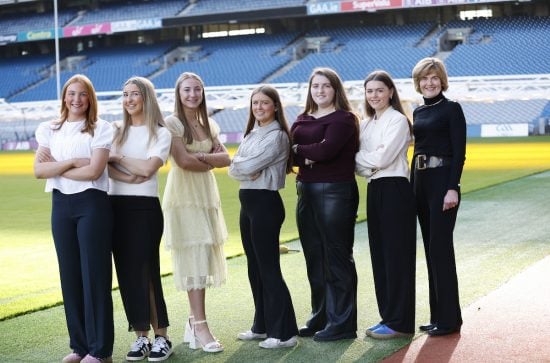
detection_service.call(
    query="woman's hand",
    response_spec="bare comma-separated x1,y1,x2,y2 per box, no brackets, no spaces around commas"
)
36,148,55,162
109,152,123,163
72,158,91,168
443,189,459,211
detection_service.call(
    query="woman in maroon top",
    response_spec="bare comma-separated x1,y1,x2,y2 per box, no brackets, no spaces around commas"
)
291,67,360,342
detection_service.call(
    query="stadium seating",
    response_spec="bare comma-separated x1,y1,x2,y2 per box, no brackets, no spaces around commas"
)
1,6,550,142
0,9,76,35
460,99,548,125
270,23,436,82
184,0,305,16
441,16,550,76
9,42,175,102
72,0,188,25
151,33,298,88
0,55,56,100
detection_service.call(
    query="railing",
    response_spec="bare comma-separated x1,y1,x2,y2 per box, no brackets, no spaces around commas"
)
2,74,550,125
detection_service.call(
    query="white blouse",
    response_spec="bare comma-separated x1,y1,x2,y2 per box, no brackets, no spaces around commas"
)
109,124,171,197
355,107,411,182
35,119,113,194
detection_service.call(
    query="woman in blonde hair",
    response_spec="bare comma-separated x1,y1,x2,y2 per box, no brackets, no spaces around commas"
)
162,72,230,353
108,76,172,361
34,74,114,363
291,67,360,342
411,57,466,337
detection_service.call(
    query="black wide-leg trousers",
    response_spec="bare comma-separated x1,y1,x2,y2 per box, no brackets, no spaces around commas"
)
52,189,114,359
296,180,359,335
367,177,416,334
239,189,298,341
413,166,463,330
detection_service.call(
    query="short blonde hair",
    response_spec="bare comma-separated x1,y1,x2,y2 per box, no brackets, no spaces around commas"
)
412,57,449,94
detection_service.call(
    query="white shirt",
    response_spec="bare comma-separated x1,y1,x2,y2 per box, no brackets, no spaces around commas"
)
355,107,411,182
228,120,289,191
109,124,171,197
35,119,112,194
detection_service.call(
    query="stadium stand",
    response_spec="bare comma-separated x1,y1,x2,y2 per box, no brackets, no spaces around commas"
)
9,42,176,102
460,99,548,125
0,9,76,35
72,0,188,25
184,0,305,15
152,33,298,88
270,23,436,82
442,16,550,76
1,0,550,146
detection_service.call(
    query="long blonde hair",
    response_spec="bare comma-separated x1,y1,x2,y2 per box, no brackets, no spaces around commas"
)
173,72,212,144
55,74,98,136
113,76,165,148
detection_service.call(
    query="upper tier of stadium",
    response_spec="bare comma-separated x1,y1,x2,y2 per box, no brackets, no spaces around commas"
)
1,0,549,146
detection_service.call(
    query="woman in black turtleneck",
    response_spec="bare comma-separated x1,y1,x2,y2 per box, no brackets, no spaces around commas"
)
411,57,466,337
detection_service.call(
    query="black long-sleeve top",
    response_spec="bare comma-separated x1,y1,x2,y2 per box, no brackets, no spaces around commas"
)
291,109,358,183
412,92,466,191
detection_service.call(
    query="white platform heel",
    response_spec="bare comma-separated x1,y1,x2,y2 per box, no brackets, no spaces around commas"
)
183,315,194,343
189,320,224,353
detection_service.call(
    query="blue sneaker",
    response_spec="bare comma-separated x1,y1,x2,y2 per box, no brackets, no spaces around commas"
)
370,324,411,339
365,323,383,336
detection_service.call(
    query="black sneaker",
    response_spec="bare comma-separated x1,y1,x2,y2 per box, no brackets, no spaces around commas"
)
126,336,151,361
148,335,173,362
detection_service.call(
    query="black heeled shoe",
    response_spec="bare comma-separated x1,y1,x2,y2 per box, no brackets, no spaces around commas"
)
298,326,317,337
419,323,436,332
427,326,461,336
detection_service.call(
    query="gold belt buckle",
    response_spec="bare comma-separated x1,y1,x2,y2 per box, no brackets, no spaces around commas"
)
416,154,427,170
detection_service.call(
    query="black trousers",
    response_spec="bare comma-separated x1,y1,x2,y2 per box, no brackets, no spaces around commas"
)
413,166,462,329
367,177,416,334
51,189,114,359
296,180,359,335
111,195,169,332
239,189,298,341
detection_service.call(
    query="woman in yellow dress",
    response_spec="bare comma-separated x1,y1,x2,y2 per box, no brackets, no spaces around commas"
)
162,72,230,353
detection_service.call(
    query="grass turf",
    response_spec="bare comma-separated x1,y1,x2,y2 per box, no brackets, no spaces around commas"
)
1,137,550,320
0,170,549,362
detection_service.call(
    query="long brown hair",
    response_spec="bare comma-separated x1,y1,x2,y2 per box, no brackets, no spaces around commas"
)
113,76,165,149
173,72,212,144
301,67,359,147
363,70,412,134
55,74,98,135
301,67,355,116
245,85,293,174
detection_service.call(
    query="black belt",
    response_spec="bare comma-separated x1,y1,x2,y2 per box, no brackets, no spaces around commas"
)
415,154,451,170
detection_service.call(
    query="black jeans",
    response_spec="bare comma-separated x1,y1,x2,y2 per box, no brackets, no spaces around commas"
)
52,189,114,358
239,189,298,340
296,180,359,335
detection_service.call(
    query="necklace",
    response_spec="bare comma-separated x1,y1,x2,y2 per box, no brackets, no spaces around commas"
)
420,98,444,108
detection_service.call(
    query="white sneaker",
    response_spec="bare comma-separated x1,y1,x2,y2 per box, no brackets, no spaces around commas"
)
237,330,267,341
259,336,298,349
